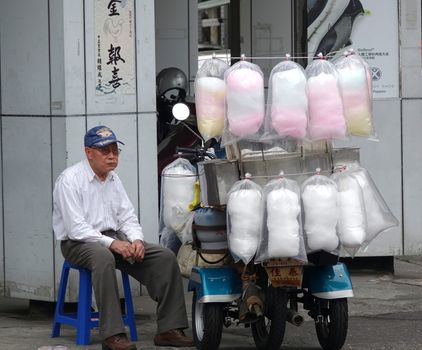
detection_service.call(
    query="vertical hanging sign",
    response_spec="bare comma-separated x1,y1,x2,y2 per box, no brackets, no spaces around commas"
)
95,0,136,95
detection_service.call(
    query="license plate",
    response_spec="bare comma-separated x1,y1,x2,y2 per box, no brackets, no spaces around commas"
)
265,266,303,288
263,257,306,268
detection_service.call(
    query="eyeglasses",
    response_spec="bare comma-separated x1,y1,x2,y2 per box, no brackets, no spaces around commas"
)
91,144,121,156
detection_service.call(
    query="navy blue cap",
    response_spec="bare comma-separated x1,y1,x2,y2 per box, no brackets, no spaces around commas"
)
84,126,125,148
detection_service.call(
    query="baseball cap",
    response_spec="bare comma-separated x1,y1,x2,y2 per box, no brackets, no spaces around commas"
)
84,125,125,148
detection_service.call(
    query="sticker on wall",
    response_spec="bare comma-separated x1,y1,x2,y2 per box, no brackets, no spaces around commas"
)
95,0,136,95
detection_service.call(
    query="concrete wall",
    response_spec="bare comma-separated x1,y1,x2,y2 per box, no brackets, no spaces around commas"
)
401,0,422,255
0,0,54,300
0,0,157,300
155,0,198,95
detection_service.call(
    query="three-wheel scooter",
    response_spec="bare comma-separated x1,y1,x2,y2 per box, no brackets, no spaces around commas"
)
188,210,353,350
169,102,355,350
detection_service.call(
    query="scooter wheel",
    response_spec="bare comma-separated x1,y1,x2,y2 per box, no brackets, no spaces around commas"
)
314,297,348,350
192,291,224,350
251,286,287,350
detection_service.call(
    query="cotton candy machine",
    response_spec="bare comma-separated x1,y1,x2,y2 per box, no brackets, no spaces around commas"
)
198,144,360,206
197,159,240,206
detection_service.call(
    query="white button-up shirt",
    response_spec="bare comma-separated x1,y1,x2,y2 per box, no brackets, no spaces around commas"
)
53,159,144,247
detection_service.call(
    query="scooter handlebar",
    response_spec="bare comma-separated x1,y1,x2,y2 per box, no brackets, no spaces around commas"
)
175,146,217,161
176,146,197,153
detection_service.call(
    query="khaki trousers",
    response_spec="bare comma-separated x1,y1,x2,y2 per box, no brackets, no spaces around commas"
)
61,239,188,340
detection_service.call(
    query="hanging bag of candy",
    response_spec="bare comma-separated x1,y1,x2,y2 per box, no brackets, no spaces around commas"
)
306,54,347,141
226,175,264,264
222,59,265,145
335,50,376,139
331,166,367,257
349,165,399,246
263,56,308,141
255,173,307,264
159,158,197,243
194,57,229,142
301,170,340,253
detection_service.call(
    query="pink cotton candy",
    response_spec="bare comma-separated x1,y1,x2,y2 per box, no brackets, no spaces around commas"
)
268,68,308,139
226,68,264,91
271,107,308,139
307,73,346,140
226,68,265,137
229,114,265,137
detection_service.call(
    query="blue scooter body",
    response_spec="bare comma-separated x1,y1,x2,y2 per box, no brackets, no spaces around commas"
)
188,266,242,303
189,263,353,302
302,262,354,299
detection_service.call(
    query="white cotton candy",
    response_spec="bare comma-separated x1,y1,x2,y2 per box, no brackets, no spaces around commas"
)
227,188,262,263
351,168,398,243
337,188,366,248
362,187,393,239
267,188,301,257
302,184,339,252
162,166,196,232
271,69,308,107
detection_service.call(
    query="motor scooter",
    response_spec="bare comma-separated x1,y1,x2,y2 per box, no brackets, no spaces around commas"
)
170,103,355,350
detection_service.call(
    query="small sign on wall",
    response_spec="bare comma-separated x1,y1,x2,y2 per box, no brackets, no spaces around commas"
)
95,0,136,95
351,0,399,99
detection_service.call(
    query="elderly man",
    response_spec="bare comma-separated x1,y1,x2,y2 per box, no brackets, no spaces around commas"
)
53,125,194,350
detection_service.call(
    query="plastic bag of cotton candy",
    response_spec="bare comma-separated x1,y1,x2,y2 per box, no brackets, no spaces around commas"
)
263,58,308,141
335,51,376,139
255,174,307,264
222,60,265,145
226,175,264,264
160,158,196,241
194,58,229,142
348,165,399,245
301,171,340,253
305,55,347,141
331,167,367,257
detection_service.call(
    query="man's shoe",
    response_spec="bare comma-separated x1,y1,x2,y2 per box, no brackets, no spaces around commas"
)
154,329,194,347
102,333,137,350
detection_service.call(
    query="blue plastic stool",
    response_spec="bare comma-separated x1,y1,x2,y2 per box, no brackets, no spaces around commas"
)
51,260,138,345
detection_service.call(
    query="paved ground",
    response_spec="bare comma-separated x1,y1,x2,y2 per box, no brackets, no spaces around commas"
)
0,256,421,350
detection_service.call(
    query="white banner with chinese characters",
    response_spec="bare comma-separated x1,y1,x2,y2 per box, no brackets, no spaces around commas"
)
95,0,136,95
